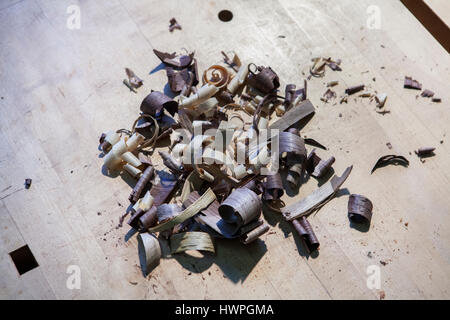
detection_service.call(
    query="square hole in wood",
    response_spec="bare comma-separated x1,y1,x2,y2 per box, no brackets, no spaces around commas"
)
9,245,39,275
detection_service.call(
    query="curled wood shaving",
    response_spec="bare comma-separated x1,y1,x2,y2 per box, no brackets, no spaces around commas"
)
203,65,230,88
169,18,182,32
421,89,434,98
371,155,409,174
241,223,270,244
219,187,262,226
348,194,373,224
125,68,143,88
153,49,194,69
170,231,215,254
415,147,435,157
137,233,161,275
140,91,178,117
247,64,280,93
149,188,216,233
404,76,422,90
282,166,353,221
292,217,319,253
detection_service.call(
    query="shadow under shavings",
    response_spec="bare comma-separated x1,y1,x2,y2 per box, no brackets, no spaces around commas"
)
264,204,319,259
288,112,315,133
171,237,267,284
163,82,176,99
261,201,282,227
119,171,137,189
101,164,120,178
124,227,138,242
280,167,309,197
155,135,171,149
149,62,166,75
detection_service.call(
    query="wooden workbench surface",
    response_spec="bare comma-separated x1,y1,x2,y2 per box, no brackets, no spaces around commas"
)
1,0,449,299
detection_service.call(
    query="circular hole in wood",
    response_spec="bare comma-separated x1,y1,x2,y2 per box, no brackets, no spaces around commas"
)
218,10,233,22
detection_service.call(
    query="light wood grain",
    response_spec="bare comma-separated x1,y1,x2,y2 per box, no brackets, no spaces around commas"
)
0,0,449,299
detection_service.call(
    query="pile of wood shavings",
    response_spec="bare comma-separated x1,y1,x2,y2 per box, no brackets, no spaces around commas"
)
99,49,359,276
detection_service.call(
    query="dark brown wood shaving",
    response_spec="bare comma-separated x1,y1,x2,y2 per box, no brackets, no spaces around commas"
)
292,217,319,253
306,149,321,174
140,91,178,117
415,147,435,157
138,179,179,231
404,76,422,90
125,68,143,88
345,85,365,95
215,90,234,104
348,194,373,224
247,64,280,94
153,49,194,69
306,149,335,178
99,133,112,153
135,206,157,230
169,18,182,32
129,165,154,203
421,89,434,97
432,97,441,103
327,59,342,71
371,155,409,174
262,172,284,201
166,67,192,94
284,84,296,108
243,178,264,195
304,138,327,150
279,130,307,187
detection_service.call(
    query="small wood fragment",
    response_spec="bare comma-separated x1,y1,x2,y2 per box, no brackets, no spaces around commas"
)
345,85,365,95
371,155,409,174
169,18,182,32
348,194,373,224
415,147,435,157
25,178,32,189
404,76,422,90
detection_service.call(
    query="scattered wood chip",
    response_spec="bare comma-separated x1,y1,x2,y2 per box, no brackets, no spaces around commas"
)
421,89,434,97
345,85,365,95
125,68,143,89
404,76,422,90
348,194,373,224
415,147,435,157
25,178,32,189
169,18,182,32
371,155,409,174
